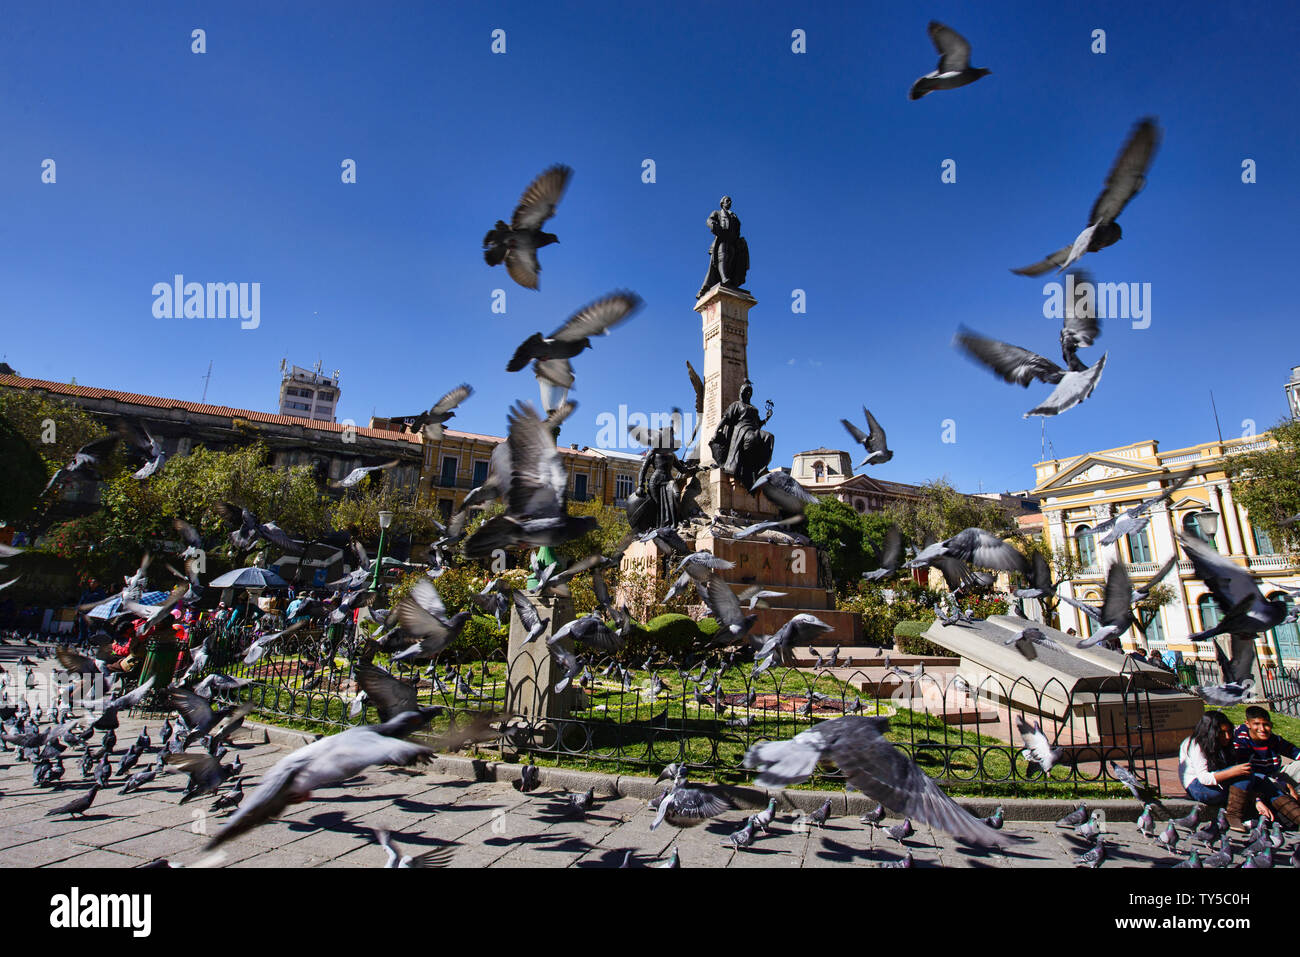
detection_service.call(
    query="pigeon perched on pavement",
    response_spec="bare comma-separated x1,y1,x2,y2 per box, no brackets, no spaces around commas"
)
47,785,100,818
483,164,572,290
1136,803,1156,838
1156,822,1179,854
908,21,991,100
808,798,833,828
886,818,915,844
1075,840,1107,868
723,821,756,850
881,851,915,868
1074,811,1104,843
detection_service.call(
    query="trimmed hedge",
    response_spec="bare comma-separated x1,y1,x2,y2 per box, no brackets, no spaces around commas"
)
893,618,948,657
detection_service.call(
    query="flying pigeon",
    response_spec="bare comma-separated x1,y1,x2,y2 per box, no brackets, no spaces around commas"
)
506,291,643,390
743,716,1002,846
1012,118,1161,275
841,407,893,467
483,164,571,289
908,21,991,100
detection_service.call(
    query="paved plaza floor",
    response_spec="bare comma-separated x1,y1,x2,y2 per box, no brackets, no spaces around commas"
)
0,709,1215,869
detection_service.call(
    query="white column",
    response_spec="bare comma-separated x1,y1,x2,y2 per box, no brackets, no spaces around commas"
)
1148,502,1190,644
1212,484,1243,556
1221,483,1251,556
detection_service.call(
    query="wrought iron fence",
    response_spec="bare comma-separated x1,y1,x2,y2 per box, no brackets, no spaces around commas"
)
165,621,1176,799
1190,658,1300,716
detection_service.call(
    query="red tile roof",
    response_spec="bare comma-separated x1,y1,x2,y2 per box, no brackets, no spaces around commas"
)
0,374,424,445
0,374,605,459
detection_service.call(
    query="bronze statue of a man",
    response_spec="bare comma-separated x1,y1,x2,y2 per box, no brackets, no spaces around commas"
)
697,195,750,298
709,379,774,490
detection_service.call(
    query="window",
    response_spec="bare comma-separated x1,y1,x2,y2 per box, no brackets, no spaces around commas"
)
1075,525,1097,568
1183,512,1217,548
472,460,489,488
1142,609,1165,647
286,400,310,411
1198,595,1222,634
853,498,866,513
1268,593,1300,662
1253,525,1276,555
317,390,334,401
614,473,633,503
573,474,588,502
1125,528,1152,564
437,498,453,523
813,461,825,481
439,456,458,487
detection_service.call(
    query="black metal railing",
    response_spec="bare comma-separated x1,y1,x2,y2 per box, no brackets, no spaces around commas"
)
151,620,1183,799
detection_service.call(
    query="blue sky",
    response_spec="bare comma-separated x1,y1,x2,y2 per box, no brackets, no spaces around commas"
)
2,1,1297,494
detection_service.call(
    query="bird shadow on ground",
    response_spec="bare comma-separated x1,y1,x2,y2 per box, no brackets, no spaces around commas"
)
956,842,1045,863
289,811,370,837
482,833,552,848
814,836,878,863
535,836,597,855
575,848,639,868
409,800,491,814
724,844,785,856
55,812,112,822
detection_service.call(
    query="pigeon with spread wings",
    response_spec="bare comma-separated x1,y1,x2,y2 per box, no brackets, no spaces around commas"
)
483,164,571,290
909,21,991,100
954,323,1107,418
1012,118,1161,275
506,291,643,392
744,716,1004,846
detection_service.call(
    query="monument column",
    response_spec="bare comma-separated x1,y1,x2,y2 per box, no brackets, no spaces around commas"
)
695,284,777,517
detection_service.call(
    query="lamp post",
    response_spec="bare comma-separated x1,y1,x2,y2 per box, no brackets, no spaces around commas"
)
1194,508,1220,544
371,510,394,592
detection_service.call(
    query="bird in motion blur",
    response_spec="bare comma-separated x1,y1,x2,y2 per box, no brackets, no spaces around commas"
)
483,164,571,289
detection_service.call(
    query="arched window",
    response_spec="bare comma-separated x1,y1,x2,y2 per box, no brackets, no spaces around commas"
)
1125,528,1152,564
1267,592,1300,662
1253,525,1276,556
1198,594,1222,634
1075,525,1097,568
813,461,825,481
853,498,866,513
1183,512,1217,548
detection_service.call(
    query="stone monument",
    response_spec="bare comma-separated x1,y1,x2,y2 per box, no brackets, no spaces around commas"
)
618,195,861,640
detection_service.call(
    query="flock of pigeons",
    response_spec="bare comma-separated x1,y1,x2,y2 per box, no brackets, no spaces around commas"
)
1055,796,1296,869
905,21,1162,417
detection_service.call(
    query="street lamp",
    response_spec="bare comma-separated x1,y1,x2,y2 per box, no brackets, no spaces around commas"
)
1194,508,1220,542
371,510,394,591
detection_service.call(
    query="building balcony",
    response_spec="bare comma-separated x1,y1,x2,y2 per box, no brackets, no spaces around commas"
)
1248,553,1298,571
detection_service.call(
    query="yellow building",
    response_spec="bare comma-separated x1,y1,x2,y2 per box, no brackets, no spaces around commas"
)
1034,435,1300,667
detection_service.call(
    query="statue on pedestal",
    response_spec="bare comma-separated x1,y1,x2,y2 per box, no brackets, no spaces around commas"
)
697,195,750,298
709,379,774,491
627,446,701,532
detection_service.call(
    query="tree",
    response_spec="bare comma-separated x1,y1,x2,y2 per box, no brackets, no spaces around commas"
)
329,483,443,545
885,478,1018,545
0,414,46,520
1228,418,1300,556
0,388,110,482
806,498,891,592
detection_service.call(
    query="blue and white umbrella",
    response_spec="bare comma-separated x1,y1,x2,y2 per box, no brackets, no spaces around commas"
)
87,590,171,620
208,567,290,589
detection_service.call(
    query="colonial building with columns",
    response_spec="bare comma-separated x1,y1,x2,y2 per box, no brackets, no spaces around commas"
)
1034,435,1300,667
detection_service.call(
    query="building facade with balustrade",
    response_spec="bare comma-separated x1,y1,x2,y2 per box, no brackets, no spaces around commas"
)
1034,435,1299,667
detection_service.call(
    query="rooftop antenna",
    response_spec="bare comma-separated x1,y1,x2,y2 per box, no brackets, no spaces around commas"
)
200,360,213,403
1210,391,1224,444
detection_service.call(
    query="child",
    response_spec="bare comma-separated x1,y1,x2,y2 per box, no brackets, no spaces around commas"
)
1229,706,1300,830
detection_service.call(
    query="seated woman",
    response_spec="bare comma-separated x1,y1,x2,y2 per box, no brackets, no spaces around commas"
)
1179,710,1253,809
